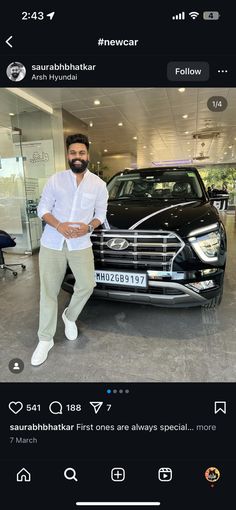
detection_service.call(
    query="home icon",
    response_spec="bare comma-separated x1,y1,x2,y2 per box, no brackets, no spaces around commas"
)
16,468,31,482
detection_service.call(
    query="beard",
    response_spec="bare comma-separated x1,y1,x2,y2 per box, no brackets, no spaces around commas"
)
68,158,89,174
12,72,20,79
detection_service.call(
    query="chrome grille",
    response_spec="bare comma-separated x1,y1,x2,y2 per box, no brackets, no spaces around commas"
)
92,230,184,270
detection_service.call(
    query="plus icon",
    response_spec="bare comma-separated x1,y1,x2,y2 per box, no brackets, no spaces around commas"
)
111,467,125,482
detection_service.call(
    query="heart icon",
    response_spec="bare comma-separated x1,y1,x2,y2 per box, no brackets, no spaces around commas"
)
8,401,23,414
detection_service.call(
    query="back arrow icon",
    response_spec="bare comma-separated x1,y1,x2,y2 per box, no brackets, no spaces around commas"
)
6,36,13,48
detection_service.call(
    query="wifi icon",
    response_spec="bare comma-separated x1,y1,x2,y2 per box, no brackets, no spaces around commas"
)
189,11,200,19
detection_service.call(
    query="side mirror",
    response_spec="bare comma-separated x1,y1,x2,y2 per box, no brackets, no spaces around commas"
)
209,193,229,211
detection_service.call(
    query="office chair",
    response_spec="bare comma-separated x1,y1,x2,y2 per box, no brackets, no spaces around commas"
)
0,230,26,277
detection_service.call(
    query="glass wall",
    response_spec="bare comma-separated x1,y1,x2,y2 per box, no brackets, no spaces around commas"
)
0,129,31,252
0,90,56,253
198,165,236,206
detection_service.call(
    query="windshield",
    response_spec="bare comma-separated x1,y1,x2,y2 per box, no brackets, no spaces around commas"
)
107,169,204,200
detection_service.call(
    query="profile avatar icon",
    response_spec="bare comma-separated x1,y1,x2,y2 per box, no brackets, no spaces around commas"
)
205,467,220,483
6,62,26,82
8,358,24,373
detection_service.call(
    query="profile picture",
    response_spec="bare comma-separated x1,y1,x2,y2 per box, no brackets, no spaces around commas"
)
6,62,26,82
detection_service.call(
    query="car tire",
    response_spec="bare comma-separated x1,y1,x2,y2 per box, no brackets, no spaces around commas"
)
201,286,223,309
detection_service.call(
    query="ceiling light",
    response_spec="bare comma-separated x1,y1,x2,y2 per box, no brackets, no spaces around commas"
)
89,121,93,127
187,142,190,145
182,114,188,119
178,88,186,93
133,136,137,140
143,145,147,149
118,122,123,126
104,149,108,152
224,152,227,155
89,141,92,144
9,112,15,116
185,131,189,134
228,145,232,148
150,152,153,155
94,99,100,105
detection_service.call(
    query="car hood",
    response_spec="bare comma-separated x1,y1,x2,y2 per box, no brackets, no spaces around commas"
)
105,199,219,237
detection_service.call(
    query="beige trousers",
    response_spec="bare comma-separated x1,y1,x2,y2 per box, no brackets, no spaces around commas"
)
38,243,95,341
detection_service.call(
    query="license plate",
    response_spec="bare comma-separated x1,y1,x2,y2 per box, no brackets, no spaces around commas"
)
95,270,147,288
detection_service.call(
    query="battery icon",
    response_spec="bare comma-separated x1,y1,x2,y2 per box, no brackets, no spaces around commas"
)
203,11,220,20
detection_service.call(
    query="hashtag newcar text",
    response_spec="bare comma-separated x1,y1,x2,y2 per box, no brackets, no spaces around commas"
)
98,38,139,46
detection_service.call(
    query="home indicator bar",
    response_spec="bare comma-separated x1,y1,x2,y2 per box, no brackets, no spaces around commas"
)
76,503,161,507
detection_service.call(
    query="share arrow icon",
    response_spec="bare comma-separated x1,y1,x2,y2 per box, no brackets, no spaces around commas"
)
90,401,103,414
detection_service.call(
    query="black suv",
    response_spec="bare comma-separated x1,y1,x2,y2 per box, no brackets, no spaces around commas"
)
62,167,227,309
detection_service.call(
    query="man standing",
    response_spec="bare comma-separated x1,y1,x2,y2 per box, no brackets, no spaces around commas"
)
31,133,108,366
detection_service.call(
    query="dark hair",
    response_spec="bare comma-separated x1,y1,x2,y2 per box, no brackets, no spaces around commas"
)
66,133,89,151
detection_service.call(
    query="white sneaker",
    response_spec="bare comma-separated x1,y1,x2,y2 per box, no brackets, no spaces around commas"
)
62,307,78,340
31,339,54,366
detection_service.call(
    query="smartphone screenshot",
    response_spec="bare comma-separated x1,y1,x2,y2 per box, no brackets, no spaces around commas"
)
0,4,235,509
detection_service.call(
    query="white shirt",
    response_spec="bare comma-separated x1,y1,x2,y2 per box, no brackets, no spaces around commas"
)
38,169,108,251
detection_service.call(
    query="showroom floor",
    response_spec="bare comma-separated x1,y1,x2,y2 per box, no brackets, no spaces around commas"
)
0,212,236,383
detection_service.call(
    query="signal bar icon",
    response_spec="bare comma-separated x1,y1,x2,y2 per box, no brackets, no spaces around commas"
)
172,12,185,21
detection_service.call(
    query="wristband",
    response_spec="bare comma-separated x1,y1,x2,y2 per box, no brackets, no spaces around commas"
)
56,222,61,231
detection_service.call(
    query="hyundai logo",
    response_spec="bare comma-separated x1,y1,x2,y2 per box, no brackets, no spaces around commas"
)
106,238,129,250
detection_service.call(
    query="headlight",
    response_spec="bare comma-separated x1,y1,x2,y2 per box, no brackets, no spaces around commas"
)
189,230,221,262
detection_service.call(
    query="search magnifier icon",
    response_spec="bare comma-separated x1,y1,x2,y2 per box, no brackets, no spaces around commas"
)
64,467,78,482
